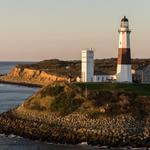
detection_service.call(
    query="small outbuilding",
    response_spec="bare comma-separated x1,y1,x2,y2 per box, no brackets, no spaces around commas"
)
133,65,150,83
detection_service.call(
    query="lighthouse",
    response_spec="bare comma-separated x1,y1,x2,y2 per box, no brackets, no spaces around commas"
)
116,16,132,83
81,48,94,82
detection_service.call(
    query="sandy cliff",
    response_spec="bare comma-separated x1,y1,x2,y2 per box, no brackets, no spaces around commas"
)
0,67,68,86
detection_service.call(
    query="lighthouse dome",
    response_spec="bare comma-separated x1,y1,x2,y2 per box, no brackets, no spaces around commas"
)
120,16,129,28
121,16,128,22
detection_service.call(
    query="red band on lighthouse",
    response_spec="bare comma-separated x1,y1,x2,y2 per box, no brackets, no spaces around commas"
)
117,48,131,64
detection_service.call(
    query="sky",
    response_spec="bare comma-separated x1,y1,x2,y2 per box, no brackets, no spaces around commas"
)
0,0,150,61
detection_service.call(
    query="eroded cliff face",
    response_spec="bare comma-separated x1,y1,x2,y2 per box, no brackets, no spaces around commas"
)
0,67,68,86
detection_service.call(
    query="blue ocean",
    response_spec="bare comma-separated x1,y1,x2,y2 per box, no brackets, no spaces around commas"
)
0,62,100,150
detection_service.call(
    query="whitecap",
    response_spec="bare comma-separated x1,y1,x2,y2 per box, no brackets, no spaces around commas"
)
79,142,88,145
8,134,17,138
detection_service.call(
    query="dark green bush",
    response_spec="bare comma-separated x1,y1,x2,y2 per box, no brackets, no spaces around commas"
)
51,92,84,116
40,85,64,97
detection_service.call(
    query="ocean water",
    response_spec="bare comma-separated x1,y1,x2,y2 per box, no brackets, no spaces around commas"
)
0,62,100,150
0,61,34,75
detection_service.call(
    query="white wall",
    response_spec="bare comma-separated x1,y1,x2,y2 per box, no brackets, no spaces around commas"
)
93,75,116,82
81,49,94,82
116,64,132,82
119,30,130,49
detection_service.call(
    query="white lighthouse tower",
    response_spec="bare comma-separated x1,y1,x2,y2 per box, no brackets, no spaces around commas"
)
81,48,94,82
116,16,132,83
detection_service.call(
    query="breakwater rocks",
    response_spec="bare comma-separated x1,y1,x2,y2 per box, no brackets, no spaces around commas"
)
0,82,150,147
0,67,68,86
0,108,150,147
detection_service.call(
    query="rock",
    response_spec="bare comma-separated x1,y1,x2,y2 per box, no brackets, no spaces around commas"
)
0,67,68,86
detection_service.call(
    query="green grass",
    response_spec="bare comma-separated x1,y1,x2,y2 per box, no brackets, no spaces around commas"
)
51,92,84,116
23,82,150,117
75,82,150,96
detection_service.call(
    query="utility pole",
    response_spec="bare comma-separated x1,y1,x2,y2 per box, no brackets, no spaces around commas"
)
85,83,88,99
141,70,144,83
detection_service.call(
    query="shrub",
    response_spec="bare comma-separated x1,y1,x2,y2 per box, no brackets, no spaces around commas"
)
51,92,84,116
40,85,64,97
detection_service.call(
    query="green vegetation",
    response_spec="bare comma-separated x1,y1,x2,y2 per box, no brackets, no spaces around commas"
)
23,82,85,116
40,85,65,97
17,59,81,78
75,82,150,96
51,91,84,116
17,58,150,79
22,82,150,118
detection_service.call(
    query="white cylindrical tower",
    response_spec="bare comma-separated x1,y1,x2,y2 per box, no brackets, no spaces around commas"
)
116,16,132,83
81,48,94,82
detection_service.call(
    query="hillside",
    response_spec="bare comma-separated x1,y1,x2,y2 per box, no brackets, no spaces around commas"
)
19,82,150,116
16,58,150,78
0,58,150,86
0,82,150,146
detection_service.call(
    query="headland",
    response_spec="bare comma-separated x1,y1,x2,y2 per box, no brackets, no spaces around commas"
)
0,81,150,147
0,58,150,87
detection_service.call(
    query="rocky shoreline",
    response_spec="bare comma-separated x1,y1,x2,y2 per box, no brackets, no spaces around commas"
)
0,81,150,148
0,79,43,88
0,107,150,147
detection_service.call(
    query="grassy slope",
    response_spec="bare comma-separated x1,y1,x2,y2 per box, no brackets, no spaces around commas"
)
76,83,150,96
23,82,85,116
21,82,150,118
